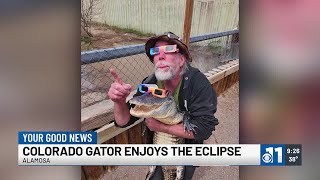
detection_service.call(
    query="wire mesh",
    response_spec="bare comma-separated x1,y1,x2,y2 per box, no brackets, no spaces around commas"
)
190,33,239,73
81,52,153,108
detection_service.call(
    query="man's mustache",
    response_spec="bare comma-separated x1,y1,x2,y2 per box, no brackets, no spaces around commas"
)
155,62,173,69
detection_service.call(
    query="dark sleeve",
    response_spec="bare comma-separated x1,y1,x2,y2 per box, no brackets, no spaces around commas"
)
187,73,219,141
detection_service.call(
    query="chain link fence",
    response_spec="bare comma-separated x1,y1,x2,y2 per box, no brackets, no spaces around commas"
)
81,30,239,109
189,30,239,72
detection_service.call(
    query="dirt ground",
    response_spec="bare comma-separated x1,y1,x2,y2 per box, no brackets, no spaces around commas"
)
101,82,239,180
81,25,151,51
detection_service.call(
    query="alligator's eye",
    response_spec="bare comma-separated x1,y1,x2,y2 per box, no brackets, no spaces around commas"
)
154,89,163,95
141,85,148,92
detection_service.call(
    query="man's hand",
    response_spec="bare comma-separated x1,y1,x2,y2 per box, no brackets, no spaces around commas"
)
107,68,132,103
146,117,195,139
145,118,166,132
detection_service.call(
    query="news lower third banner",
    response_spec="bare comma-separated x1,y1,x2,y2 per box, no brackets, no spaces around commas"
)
18,132,302,166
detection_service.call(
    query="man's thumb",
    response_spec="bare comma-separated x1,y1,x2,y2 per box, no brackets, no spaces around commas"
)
123,84,132,91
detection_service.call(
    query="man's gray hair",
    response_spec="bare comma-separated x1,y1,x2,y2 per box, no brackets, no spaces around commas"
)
180,55,189,76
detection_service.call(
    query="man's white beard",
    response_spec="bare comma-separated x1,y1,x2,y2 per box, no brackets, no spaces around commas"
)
155,69,174,80
154,61,178,81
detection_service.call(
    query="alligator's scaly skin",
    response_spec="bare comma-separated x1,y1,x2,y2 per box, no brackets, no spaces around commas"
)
129,93,185,180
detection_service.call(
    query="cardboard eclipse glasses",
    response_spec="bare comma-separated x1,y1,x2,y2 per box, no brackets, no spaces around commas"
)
149,45,179,56
139,84,169,98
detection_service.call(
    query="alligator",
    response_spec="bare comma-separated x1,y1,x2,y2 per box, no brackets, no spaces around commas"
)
129,93,194,180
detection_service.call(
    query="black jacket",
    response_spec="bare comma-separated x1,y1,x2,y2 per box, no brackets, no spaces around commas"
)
115,63,219,144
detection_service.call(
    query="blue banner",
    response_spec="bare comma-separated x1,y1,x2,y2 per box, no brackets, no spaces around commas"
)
18,132,97,144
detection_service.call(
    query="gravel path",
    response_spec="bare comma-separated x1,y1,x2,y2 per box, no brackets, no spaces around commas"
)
102,83,239,180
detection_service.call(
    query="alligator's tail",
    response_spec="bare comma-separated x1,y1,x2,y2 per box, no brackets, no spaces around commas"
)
162,166,184,180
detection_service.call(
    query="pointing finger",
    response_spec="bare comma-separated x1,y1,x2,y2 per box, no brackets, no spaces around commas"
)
110,68,124,84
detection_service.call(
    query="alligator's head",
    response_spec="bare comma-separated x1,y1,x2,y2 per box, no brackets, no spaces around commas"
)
129,93,177,120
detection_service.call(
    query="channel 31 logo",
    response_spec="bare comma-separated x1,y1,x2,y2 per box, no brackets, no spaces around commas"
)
260,144,285,166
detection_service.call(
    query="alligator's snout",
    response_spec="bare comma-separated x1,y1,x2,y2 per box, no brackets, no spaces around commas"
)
129,93,171,106
129,93,174,118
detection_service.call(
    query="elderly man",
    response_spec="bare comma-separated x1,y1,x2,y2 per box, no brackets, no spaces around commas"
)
108,32,218,180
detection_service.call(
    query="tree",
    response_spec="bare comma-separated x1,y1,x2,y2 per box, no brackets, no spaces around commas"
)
81,0,102,37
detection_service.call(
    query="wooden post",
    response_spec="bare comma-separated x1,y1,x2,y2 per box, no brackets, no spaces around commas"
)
230,22,239,59
183,0,194,47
